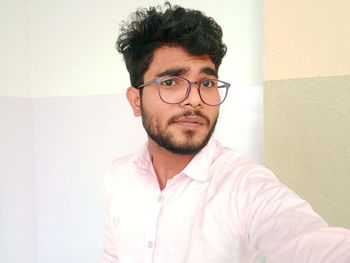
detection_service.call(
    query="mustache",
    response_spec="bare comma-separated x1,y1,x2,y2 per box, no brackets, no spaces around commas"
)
168,110,210,126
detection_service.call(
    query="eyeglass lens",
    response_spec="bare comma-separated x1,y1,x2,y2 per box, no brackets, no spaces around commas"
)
158,77,228,105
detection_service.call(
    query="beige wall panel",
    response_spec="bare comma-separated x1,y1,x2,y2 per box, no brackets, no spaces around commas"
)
264,76,350,228
264,0,350,81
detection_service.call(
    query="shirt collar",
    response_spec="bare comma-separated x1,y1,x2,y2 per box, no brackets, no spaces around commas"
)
133,137,218,182
182,137,217,182
133,141,153,173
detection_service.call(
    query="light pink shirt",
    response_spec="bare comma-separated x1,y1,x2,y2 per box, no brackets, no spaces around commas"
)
101,138,350,263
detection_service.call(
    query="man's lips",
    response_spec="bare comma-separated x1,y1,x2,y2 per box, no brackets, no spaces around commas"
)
172,116,206,125
170,115,208,129
168,110,211,128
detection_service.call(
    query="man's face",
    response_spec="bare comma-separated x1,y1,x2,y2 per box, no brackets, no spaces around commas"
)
127,45,220,155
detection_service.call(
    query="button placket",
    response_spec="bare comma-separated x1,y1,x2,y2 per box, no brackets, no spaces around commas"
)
143,193,164,263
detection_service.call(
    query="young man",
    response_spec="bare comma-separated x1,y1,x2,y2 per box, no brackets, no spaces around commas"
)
102,3,350,263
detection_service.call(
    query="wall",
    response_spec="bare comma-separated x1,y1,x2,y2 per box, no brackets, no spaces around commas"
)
0,0,31,97
0,0,263,262
264,0,350,228
32,95,145,262
29,0,262,97
0,98,37,263
0,1,37,262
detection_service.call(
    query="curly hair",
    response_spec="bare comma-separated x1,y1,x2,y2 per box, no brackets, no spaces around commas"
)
116,2,227,88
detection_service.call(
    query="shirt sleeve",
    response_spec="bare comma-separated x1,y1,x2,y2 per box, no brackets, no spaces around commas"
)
267,227,350,263
236,166,350,262
101,169,119,263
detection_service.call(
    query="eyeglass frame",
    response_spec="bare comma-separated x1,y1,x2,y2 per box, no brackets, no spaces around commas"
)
136,76,231,106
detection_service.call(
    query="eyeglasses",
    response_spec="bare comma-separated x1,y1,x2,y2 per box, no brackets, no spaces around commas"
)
137,76,230,106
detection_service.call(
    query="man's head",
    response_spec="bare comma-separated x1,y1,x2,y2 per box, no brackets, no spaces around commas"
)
116,2,227,88
117,3,228,155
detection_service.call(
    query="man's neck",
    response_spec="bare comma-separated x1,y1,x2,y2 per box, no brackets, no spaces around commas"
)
148,139,195,190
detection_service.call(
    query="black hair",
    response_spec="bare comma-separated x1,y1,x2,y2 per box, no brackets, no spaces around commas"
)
116,2,227,87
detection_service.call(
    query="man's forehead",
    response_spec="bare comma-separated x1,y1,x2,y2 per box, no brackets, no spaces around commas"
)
140,45,219,81
154,66,218,78
152,45,212,62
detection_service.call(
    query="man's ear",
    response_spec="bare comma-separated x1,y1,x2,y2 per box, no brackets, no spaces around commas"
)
126,87,141,117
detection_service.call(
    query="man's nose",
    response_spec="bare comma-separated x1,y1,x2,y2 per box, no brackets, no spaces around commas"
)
181,83,203,107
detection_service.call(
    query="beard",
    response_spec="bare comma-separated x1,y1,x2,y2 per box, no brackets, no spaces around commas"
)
141,107,218,155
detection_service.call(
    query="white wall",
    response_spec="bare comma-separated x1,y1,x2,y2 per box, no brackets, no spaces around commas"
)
32,95,146,262
0,0,263,262
0,98,37,263
28,0,262,97
0,1,37,262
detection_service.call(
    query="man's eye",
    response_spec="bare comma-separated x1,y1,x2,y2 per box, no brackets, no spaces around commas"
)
161,79,176,86
201,80,214,88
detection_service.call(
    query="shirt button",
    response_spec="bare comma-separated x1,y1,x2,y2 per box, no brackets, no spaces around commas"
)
157,195,162,202
148,241,153,248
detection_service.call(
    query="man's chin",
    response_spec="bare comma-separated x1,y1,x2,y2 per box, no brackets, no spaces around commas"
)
163,142,208,155
151,134,211,155
142,112,218,155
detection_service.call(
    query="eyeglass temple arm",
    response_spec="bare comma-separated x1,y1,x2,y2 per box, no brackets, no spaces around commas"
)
137,79,156,89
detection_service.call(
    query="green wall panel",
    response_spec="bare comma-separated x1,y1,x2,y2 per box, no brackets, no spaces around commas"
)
264,75,350,228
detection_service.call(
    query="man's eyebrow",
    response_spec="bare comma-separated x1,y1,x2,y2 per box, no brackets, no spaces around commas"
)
201,67,218,77
156,67,188,77
155,66,218,78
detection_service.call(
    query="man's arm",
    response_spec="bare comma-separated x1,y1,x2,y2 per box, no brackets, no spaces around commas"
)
267,227,350,263
237,167,350,262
